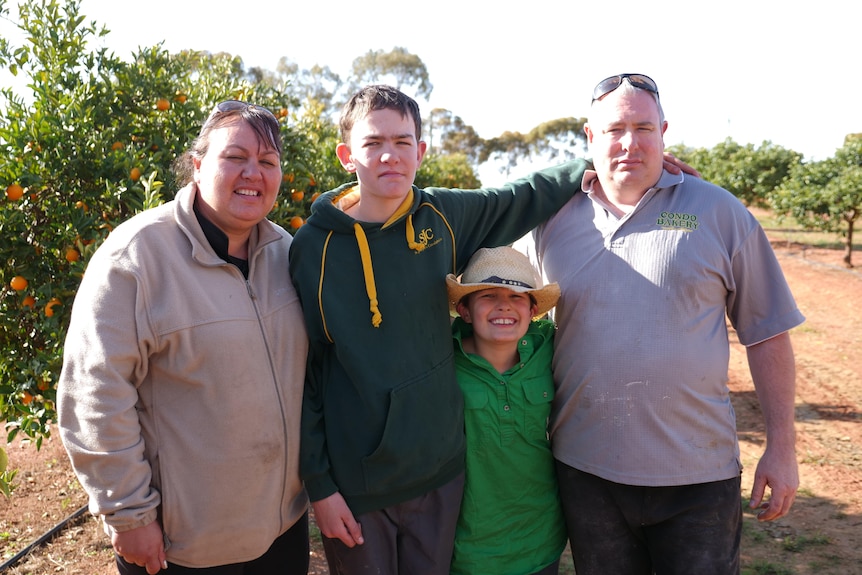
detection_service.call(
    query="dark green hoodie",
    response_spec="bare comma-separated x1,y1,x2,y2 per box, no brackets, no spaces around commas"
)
288,159,587,515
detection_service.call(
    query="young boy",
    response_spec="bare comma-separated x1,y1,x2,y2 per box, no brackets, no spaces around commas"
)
447,246,565,575
287,84,587,574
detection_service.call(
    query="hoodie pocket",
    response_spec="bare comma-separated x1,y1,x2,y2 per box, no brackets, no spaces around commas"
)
361,364,465,493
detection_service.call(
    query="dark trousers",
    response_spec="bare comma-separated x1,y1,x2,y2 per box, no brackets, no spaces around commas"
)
556,461,741,575
116,511,309,575
321,472,465,575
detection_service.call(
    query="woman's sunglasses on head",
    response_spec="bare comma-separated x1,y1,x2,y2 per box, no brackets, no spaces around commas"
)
203,100,278,127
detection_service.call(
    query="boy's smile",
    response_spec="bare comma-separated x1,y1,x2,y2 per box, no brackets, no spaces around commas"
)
458,287,538,346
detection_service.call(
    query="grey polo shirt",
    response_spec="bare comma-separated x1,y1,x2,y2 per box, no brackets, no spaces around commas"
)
523,170,805,486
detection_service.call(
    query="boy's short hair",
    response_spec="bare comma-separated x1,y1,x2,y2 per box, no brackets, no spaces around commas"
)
339,84,422,143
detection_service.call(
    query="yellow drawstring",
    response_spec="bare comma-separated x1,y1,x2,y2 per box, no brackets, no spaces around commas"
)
353,222,382,328
405,214,427,253
380,190,425,253
349,189,429,327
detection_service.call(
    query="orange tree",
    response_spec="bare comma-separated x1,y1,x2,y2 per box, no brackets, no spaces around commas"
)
770,136,862,268
0,0,342,445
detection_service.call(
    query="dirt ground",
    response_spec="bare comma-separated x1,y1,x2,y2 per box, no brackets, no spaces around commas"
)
1,236,861,575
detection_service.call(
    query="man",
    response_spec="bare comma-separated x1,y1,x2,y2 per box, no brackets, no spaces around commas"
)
521,73,805,574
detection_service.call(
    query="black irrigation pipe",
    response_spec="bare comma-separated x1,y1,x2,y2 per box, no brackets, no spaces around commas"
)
0,503,89,572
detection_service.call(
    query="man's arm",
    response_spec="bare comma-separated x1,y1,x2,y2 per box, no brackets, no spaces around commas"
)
746,331,799,521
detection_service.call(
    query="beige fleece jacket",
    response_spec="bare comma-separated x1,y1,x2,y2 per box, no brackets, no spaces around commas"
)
57,184,308,567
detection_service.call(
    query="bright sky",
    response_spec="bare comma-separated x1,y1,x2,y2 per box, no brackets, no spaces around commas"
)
3,0,859,185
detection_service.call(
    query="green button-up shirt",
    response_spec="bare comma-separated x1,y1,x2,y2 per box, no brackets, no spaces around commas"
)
450,318,567,575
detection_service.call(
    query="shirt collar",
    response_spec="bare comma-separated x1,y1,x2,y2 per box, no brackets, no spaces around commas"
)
193,201,250,277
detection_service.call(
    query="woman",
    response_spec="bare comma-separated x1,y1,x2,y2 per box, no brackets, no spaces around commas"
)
57,101,309,574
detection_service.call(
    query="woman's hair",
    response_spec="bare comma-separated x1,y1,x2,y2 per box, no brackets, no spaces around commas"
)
339,84,422,143
172,103,282,186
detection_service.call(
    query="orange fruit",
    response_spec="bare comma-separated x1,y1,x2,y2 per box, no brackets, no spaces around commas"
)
22,295,36,309
21,391,34,406
10,275,28,291
278,108,288,118
75,200,88,212
289,216,304,230
111,141,124,151
6,183,24,201
45,297,61,317
156,98,170,111
311,192,320,202
174,93,187,104
65,248,80,263
130,167,141,181
283,173,295,183
291,190,304,203
308,175,316,187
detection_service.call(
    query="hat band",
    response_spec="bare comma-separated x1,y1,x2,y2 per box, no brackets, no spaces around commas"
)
477,275,535,289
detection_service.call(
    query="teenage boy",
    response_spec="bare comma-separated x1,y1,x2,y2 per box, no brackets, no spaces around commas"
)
446,246,565,575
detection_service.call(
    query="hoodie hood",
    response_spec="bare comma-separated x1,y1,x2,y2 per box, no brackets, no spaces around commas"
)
305,182,435,328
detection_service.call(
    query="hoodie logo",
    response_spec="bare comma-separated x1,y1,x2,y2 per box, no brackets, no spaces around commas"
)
417,227,442,250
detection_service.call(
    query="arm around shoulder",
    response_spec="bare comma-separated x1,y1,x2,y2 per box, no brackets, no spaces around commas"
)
444,159,590,260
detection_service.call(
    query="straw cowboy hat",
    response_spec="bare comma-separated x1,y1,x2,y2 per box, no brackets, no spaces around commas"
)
446,246,561,318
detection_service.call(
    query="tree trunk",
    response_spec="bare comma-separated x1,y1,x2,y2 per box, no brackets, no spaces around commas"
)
844,220,854,268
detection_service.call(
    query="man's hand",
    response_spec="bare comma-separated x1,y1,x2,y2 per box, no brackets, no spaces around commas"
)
312,492,364,547
662,152,701,178
749,445,799,521
112,520,167,574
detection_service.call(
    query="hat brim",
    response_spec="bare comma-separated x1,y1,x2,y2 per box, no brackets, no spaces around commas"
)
446,274,561,319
